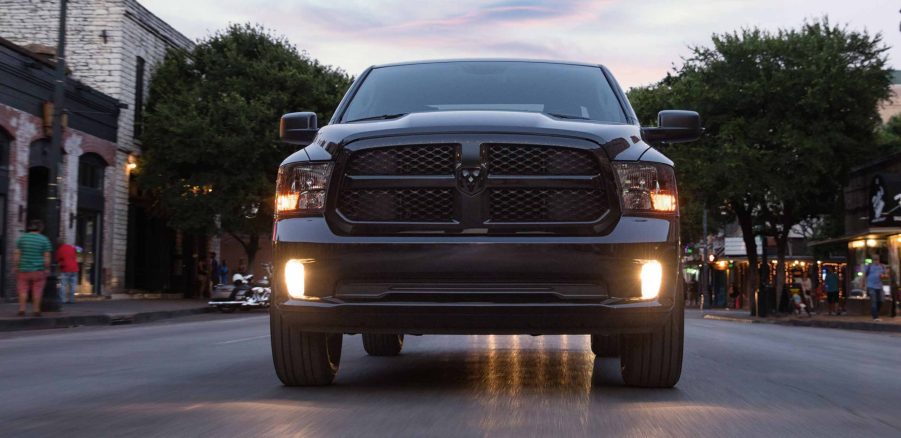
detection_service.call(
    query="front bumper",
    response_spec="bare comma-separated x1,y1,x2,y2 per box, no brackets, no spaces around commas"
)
272,216,679,335
276,299,673,335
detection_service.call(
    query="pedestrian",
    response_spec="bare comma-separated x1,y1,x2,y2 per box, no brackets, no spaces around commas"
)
800,272,814,313
791,291,811,316
237,258,247,276
57,241,78,304
197,253,210,298
219,259,229,285
864,254,888,321
729,284,741,309
687,277,698,307
209,252,219,285
825,267,840,316
14,220,52,317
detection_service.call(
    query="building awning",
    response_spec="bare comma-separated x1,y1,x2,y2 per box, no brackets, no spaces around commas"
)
808,228,901,247
722,255,816,263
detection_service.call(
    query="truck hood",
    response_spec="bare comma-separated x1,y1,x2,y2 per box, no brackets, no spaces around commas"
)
284,110,666,165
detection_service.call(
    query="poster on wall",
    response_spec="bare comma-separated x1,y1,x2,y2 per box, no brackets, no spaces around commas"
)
869,174,901,226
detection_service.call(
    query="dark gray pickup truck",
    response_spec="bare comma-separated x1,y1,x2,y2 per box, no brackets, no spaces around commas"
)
271,59,700,387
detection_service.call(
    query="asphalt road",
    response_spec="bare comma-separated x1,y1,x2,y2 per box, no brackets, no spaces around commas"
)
1,310,899,437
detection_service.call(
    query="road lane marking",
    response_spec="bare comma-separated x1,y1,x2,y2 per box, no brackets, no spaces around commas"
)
215,335,269,345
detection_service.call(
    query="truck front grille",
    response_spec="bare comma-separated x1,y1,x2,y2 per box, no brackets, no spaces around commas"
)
488,188,606,222
338,188,455,222
332,138,615,234
488,144,600,175
346,144,456,175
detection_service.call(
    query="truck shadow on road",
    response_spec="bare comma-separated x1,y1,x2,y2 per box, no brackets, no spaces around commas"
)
269,343,689,404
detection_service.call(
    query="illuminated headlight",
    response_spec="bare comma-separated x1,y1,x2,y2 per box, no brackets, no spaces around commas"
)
640,260,663,300
275,162,334,217
284,259,305,299
614,162,678,213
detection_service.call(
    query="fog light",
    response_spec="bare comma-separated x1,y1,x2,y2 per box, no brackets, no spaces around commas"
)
284,259,305,299
641,260,662,300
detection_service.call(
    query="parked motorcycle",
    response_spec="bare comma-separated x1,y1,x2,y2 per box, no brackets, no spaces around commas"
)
209,263,272,313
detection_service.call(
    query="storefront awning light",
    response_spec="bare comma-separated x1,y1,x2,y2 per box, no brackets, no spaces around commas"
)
850,240,865,248
866,239,878,247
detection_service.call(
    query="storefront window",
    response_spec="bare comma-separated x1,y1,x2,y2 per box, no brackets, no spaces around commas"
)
848,238,891,299
888,235,901,297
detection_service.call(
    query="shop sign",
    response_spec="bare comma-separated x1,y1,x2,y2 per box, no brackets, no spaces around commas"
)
869,174,901,226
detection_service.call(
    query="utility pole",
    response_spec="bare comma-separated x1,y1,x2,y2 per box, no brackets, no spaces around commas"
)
701,206,709,309
41,0,67,312
758,233,769,317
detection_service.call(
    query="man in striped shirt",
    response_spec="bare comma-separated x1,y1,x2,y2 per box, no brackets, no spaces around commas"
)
14,220,52,317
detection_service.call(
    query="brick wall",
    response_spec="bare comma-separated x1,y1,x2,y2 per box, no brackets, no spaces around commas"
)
0,105,41,298
0,102,118,297
0,0,193,294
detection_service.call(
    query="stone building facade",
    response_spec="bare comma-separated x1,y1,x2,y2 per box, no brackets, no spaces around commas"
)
0,35,120,299
0,0,194,295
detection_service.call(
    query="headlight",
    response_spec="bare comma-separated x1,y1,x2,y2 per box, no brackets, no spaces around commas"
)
275,162,334,216
613,162,677,213
640,260,663,300
284,259,305,299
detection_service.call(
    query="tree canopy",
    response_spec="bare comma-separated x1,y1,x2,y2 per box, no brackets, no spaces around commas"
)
628,18,892,299
878,114,901,152
139,23,352,265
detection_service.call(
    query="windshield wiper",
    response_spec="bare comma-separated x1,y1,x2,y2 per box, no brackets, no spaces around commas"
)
544,112,590,120
345,113,409,123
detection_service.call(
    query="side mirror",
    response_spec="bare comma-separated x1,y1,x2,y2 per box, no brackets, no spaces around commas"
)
641,110,701,144
280,112,318,146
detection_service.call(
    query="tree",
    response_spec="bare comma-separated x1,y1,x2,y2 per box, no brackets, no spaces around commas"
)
878,114,901,152
629,18,892,305
139,24,352,267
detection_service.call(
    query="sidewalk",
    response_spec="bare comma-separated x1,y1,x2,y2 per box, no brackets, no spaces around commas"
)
701,308,901,333
0,299,212,332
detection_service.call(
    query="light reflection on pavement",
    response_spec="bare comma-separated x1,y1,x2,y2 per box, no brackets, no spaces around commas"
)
0,310,899,437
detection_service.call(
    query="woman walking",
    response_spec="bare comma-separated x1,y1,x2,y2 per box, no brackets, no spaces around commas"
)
14,220,52,317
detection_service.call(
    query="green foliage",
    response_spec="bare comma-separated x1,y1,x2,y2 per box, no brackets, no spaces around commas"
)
138,24,352,252
877,114,901,153
629,18,892,245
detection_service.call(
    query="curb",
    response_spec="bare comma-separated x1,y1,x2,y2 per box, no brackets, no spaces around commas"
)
0,306,212,332
702,314,770,324
703,314,901,333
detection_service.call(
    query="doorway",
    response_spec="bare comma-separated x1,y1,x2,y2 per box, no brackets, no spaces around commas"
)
76,153,107,295
76,209,101,294
26,166,49,224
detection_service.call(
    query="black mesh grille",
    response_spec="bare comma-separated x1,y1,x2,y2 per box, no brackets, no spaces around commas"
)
333,140,614,232
488,144,600,175
489,189,607,222
346,145,455,175
338,188,454,222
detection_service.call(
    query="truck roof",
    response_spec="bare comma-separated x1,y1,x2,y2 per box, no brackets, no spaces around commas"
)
370,58,607,70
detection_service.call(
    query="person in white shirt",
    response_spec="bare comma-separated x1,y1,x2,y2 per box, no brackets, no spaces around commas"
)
800,272,814,313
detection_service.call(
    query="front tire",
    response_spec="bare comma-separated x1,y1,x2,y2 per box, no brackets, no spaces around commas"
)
619,297,684,388
270,309,342,386
590,334,620,357
362,333,404,356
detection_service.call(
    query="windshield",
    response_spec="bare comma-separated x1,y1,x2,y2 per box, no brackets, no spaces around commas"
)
341,61,628,123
